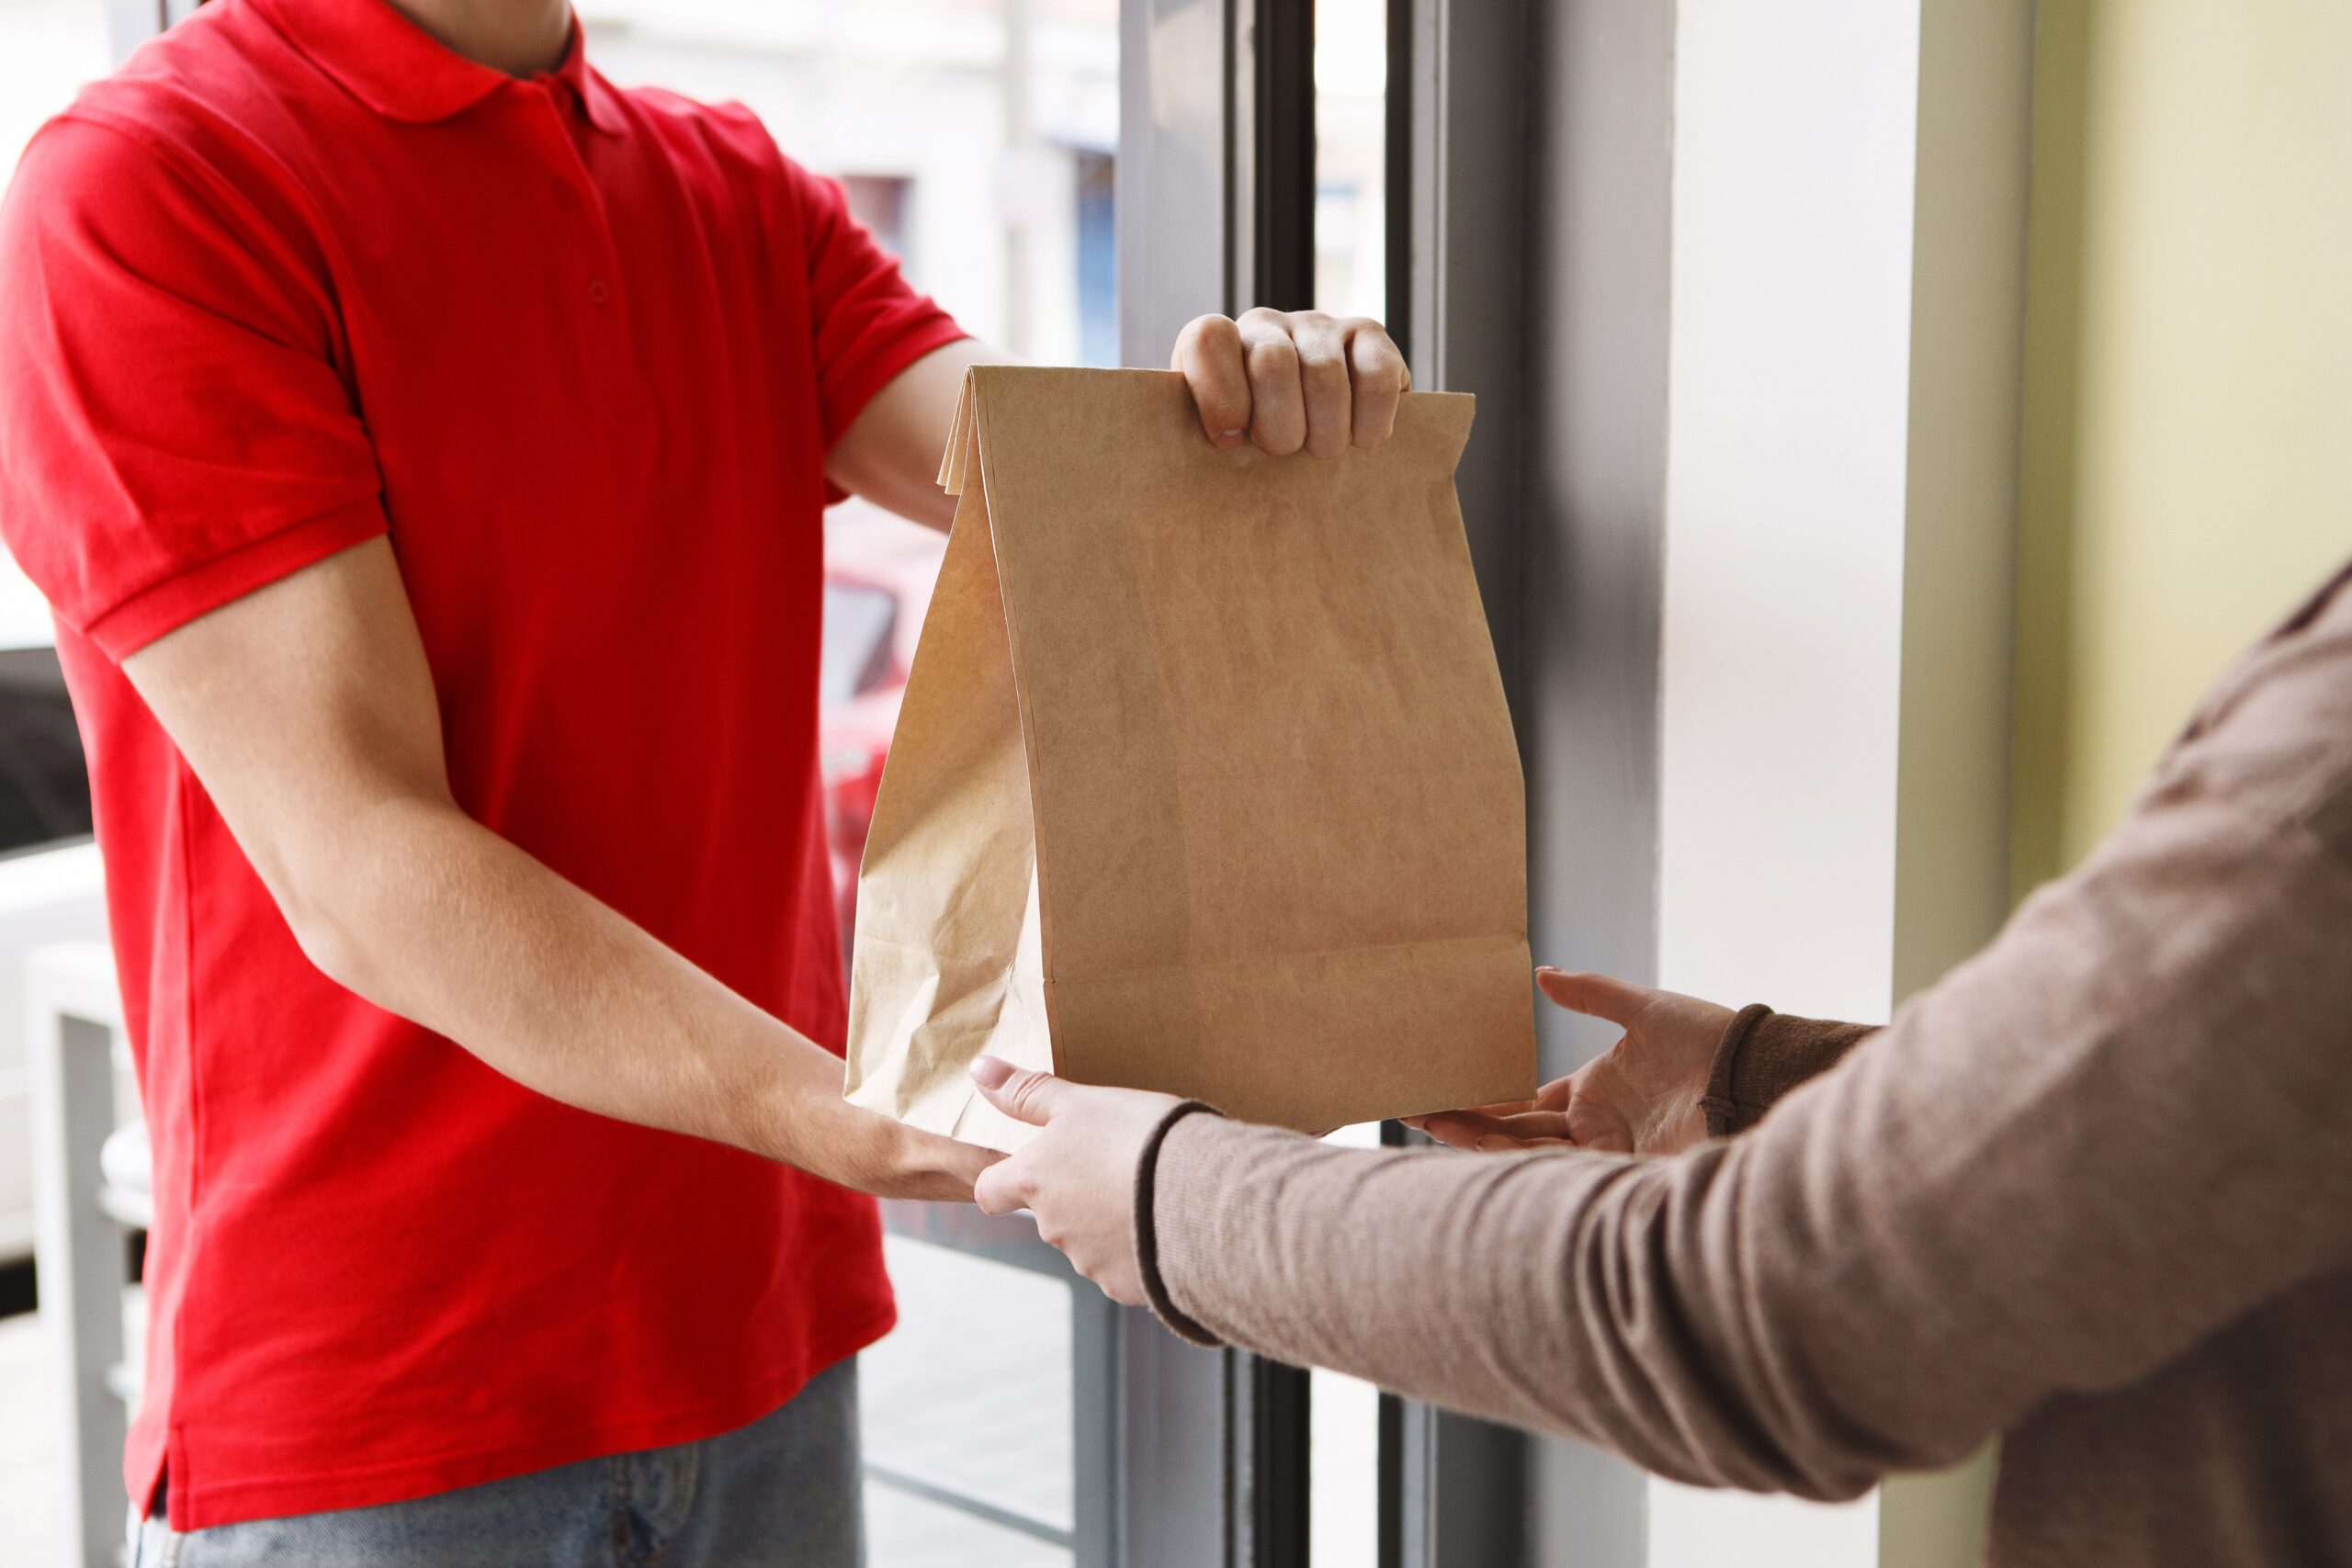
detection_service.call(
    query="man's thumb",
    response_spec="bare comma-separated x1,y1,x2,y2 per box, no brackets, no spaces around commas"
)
971,1057,1064,1124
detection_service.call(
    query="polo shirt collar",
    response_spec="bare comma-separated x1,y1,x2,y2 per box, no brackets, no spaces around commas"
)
251,0,623,135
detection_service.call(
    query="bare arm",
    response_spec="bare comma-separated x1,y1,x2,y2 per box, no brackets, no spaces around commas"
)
123,538,994,1199
825,338,992,529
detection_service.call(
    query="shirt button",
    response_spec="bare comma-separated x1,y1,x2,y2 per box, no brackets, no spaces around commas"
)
587,278,611,307
553,181,582,210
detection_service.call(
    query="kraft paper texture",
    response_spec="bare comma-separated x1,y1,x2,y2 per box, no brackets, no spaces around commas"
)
844,366,1535,1149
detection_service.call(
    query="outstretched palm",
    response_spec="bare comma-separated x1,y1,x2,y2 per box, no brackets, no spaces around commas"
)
1408,970,1734,1157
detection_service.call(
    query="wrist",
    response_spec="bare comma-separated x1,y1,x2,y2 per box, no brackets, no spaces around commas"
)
1133,1100,1224,1347
734,1054,853,1170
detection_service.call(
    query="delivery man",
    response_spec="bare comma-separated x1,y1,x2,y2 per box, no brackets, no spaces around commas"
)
0,0,1407,1560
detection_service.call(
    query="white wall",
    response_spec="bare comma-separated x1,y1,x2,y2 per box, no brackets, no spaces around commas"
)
1657,0,1922,1028
1652,0,2030,1563
1653,5,1920,1552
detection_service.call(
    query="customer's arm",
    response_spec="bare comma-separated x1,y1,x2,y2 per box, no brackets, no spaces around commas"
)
1697,1007,1875,1134
121,538,991,1199
1142,634,2352,1495
978,578,2352,1498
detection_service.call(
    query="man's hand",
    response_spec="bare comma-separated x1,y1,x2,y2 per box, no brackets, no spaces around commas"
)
1172,309,1409,457
966,1056,1183,1305
1408,969,1735,1157
799,1094,1002,1202
832,311,1408,528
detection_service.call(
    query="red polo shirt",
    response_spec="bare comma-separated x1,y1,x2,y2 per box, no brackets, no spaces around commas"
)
0,0,965,1529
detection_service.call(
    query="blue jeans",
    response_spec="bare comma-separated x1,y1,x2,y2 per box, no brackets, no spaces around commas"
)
129,1359,865,1567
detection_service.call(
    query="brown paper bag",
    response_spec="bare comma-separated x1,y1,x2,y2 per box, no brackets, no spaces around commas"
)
843,366,1534,1148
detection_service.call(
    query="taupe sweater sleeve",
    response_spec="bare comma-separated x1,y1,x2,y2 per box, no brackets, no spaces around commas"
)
1700,1006,1876,1136
1143,567,2352,1501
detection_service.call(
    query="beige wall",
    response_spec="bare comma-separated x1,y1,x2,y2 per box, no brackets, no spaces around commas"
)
2011,0,2351,893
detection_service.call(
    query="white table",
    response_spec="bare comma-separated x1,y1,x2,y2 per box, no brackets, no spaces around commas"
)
27,941,130,1568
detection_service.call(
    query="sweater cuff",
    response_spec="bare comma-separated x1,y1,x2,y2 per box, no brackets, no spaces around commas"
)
1133,1100,1225,1346
1701,1005,1879,1137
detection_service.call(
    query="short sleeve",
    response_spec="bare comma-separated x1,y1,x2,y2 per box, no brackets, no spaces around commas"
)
0,117,388,660
774,156,968,453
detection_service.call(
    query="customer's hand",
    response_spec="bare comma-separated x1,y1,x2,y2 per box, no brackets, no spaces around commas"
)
964,1057,1184,1305
1172,310,1409,457
1407,969,1735,1157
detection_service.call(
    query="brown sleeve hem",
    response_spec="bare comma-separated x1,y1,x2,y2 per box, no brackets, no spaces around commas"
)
1134,1100,1226,1346
1702,1005,1879,1136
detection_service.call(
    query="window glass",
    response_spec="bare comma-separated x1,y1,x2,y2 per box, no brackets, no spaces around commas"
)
582,0,1118,364
1313,0,1386,323
1311,0,1391,1559
820,582,899,705
575,6,1117,1559
0,647,92,853
0,2,110,852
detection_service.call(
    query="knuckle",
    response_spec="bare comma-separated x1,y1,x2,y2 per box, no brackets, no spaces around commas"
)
1290,315,1343,351
1179,313,1241,358
1245,333,1301,371
1297,338,1347,373
1303,349,1351,385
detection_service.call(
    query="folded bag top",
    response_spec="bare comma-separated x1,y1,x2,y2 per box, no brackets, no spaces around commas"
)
844,366,1533,1149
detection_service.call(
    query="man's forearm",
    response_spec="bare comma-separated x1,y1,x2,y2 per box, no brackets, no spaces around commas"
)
115,539,984,1199
288,792,952,1192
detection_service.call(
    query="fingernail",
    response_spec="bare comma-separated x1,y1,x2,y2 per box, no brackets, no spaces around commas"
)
1217,428,1245,448
1534,966,1561,978
970,1056,1014,1089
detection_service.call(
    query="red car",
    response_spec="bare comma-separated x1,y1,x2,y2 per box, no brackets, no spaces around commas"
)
818,508,946,950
